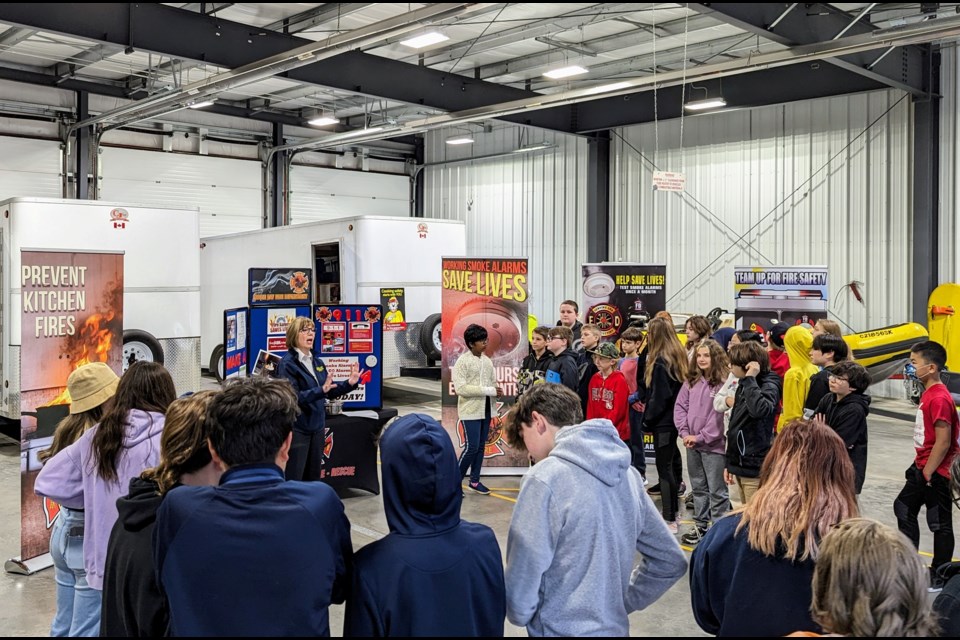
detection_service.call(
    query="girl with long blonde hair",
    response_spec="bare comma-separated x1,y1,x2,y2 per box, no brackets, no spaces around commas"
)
690,418,859,636
642,317,689,532
806,518,939,637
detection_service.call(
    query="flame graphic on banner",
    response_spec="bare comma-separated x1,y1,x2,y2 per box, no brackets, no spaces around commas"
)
43,278,123,407
42,498,61,529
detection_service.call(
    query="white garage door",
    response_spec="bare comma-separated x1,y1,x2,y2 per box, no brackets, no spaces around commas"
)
289,165,409,224
99,147,262,237
0,137,63,199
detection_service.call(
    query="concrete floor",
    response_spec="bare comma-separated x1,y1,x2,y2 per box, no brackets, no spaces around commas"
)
1,378,957,637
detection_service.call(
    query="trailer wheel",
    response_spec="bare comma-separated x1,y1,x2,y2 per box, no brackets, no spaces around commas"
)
420,314,442,361
123,330,164,372
210,344,225,382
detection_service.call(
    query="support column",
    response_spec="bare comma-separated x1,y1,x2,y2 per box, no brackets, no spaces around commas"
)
586,131,610,263
412,135,425,217
270,123,284,227
913,46,941,324
75,90,90,199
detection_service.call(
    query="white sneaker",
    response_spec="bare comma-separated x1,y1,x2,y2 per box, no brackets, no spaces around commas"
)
642,475,649,486
665,519,678,534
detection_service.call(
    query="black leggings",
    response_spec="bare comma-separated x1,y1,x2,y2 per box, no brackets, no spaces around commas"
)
654,428,680,521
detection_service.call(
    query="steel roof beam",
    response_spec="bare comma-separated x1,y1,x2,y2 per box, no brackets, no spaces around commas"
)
687,3,926,95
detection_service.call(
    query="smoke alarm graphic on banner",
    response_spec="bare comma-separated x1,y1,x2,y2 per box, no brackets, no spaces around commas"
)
652,171,685,192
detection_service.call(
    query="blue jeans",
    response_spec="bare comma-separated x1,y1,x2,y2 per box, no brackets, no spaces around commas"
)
459,418,491,484
49,507,101,637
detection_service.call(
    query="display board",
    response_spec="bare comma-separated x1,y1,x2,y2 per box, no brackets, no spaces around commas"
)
582,263,667,343
314,304,382,410
441,257,529,471
734,266,829,334
19,250,123,562
223,307,248,380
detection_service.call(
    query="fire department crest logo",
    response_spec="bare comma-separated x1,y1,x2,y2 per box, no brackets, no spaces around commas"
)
289,271,309,294
417,222,429,239
587,304,622,337
456,401,507,459
109,208,129,229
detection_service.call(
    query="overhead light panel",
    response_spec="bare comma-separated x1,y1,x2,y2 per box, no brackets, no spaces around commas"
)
684,97,727,111
188,100,215,109
308,115,341,127
543,65,589,79
445,136,475,145
400,31,449,49
583,81,633,96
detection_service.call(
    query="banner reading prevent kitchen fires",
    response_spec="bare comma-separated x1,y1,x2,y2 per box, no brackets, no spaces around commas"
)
20,250,123,562
441,257,529,471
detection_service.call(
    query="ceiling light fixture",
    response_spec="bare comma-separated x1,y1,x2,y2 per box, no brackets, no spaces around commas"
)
445,135,475,145
543,65,589,79
187,100,216,109
684,97,727,111
583,81,633,96
400,31,449,49
308,115,341,127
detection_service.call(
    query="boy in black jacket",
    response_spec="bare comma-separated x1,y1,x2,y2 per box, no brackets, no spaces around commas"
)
814,360,871,494
804,334,849,417
725,341,782,505
545,326,579,392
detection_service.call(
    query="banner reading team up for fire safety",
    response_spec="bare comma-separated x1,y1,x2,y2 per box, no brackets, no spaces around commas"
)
20,250,123,562
441,257,528,471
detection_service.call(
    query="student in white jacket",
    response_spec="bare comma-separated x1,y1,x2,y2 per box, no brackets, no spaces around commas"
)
452,323,502,495
714,330,765,429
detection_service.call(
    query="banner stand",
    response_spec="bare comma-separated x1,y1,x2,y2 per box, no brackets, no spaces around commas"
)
5,552,52,576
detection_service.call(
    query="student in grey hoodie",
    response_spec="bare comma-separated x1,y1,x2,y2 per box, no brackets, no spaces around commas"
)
502,383,687,637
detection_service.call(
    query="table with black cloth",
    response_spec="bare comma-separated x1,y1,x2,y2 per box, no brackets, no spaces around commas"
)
317,407,398,496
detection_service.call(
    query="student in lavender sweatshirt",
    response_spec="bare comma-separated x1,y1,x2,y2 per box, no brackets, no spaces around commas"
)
35,362,175,636
503,383,687,637
675,339,731,546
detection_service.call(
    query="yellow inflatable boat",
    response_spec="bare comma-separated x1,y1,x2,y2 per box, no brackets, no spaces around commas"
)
842,322,929,383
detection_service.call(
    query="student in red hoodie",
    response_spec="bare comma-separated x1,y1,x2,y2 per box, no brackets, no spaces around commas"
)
586,342,630,444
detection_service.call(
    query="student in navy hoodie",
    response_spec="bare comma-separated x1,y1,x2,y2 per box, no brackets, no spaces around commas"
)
345,414,505,637
154,376,353,637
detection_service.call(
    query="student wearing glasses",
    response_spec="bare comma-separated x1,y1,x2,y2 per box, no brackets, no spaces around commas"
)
277,316,360,482
812,360,871,495
544,326,580,392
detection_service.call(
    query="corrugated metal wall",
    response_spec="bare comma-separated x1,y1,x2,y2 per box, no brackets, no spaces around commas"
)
611,89,913,331
289,164,409,224
0,138,62,199
423,126,588,326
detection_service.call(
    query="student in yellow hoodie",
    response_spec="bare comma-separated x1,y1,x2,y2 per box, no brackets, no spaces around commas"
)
780,326,818,431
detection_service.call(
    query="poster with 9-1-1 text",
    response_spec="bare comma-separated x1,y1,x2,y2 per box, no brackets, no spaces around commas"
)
441,257,528,471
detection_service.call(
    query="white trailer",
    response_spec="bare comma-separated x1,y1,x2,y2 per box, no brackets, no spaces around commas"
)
0,197,201,421
200,216,466,378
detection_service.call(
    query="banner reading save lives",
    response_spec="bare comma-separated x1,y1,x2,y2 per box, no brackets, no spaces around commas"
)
441,257,529,470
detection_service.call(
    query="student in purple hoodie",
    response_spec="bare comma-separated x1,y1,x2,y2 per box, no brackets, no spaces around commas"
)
35,362,175,635
675,339,730,546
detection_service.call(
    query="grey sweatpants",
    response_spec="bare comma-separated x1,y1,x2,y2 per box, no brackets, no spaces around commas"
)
686,448,730,528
